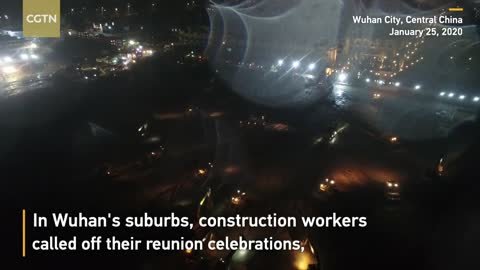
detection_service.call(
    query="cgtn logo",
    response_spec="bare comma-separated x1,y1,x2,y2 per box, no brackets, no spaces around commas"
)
23,0,60,37
25,14,58,24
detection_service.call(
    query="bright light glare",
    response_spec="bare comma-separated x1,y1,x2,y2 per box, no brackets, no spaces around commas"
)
2,66,17,74
277,59,284,66
308,63,315,70
3,57,12,63
394,82,400,87
365,78,370,83
128,40,135,45
459,95,465,100
448,93,454,98
338,73,348,82
414,85,421,90
20,54,29,60
29,43,38,49
292,61,300,69
30,54,38,59
474,97,479,102
439,92,445,96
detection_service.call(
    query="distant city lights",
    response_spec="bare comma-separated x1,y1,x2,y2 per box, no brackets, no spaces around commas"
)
292,61,300,69
414,85,421,90
459,95,465,100
394,82,400,87
439,92,446,96
277,59,284,66
474,97,479,102
365,78,370,83
448,92,454,98
308,63,315,70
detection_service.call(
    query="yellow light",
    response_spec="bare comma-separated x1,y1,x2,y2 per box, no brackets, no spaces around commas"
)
448,7,463,12
185,249,193,254
294,252,315,270
198,169,206,175
231,196,241,205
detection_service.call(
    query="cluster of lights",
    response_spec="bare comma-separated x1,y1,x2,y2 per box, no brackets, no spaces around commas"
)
346,36,426,82
439,92,479,103
394,39,426,78
387,181,399,188
0,52,39,65
320,178,336,192
276,59,317,71
19,53,39,61
0,55,21,74
364,77,421,90
105,39,154,72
